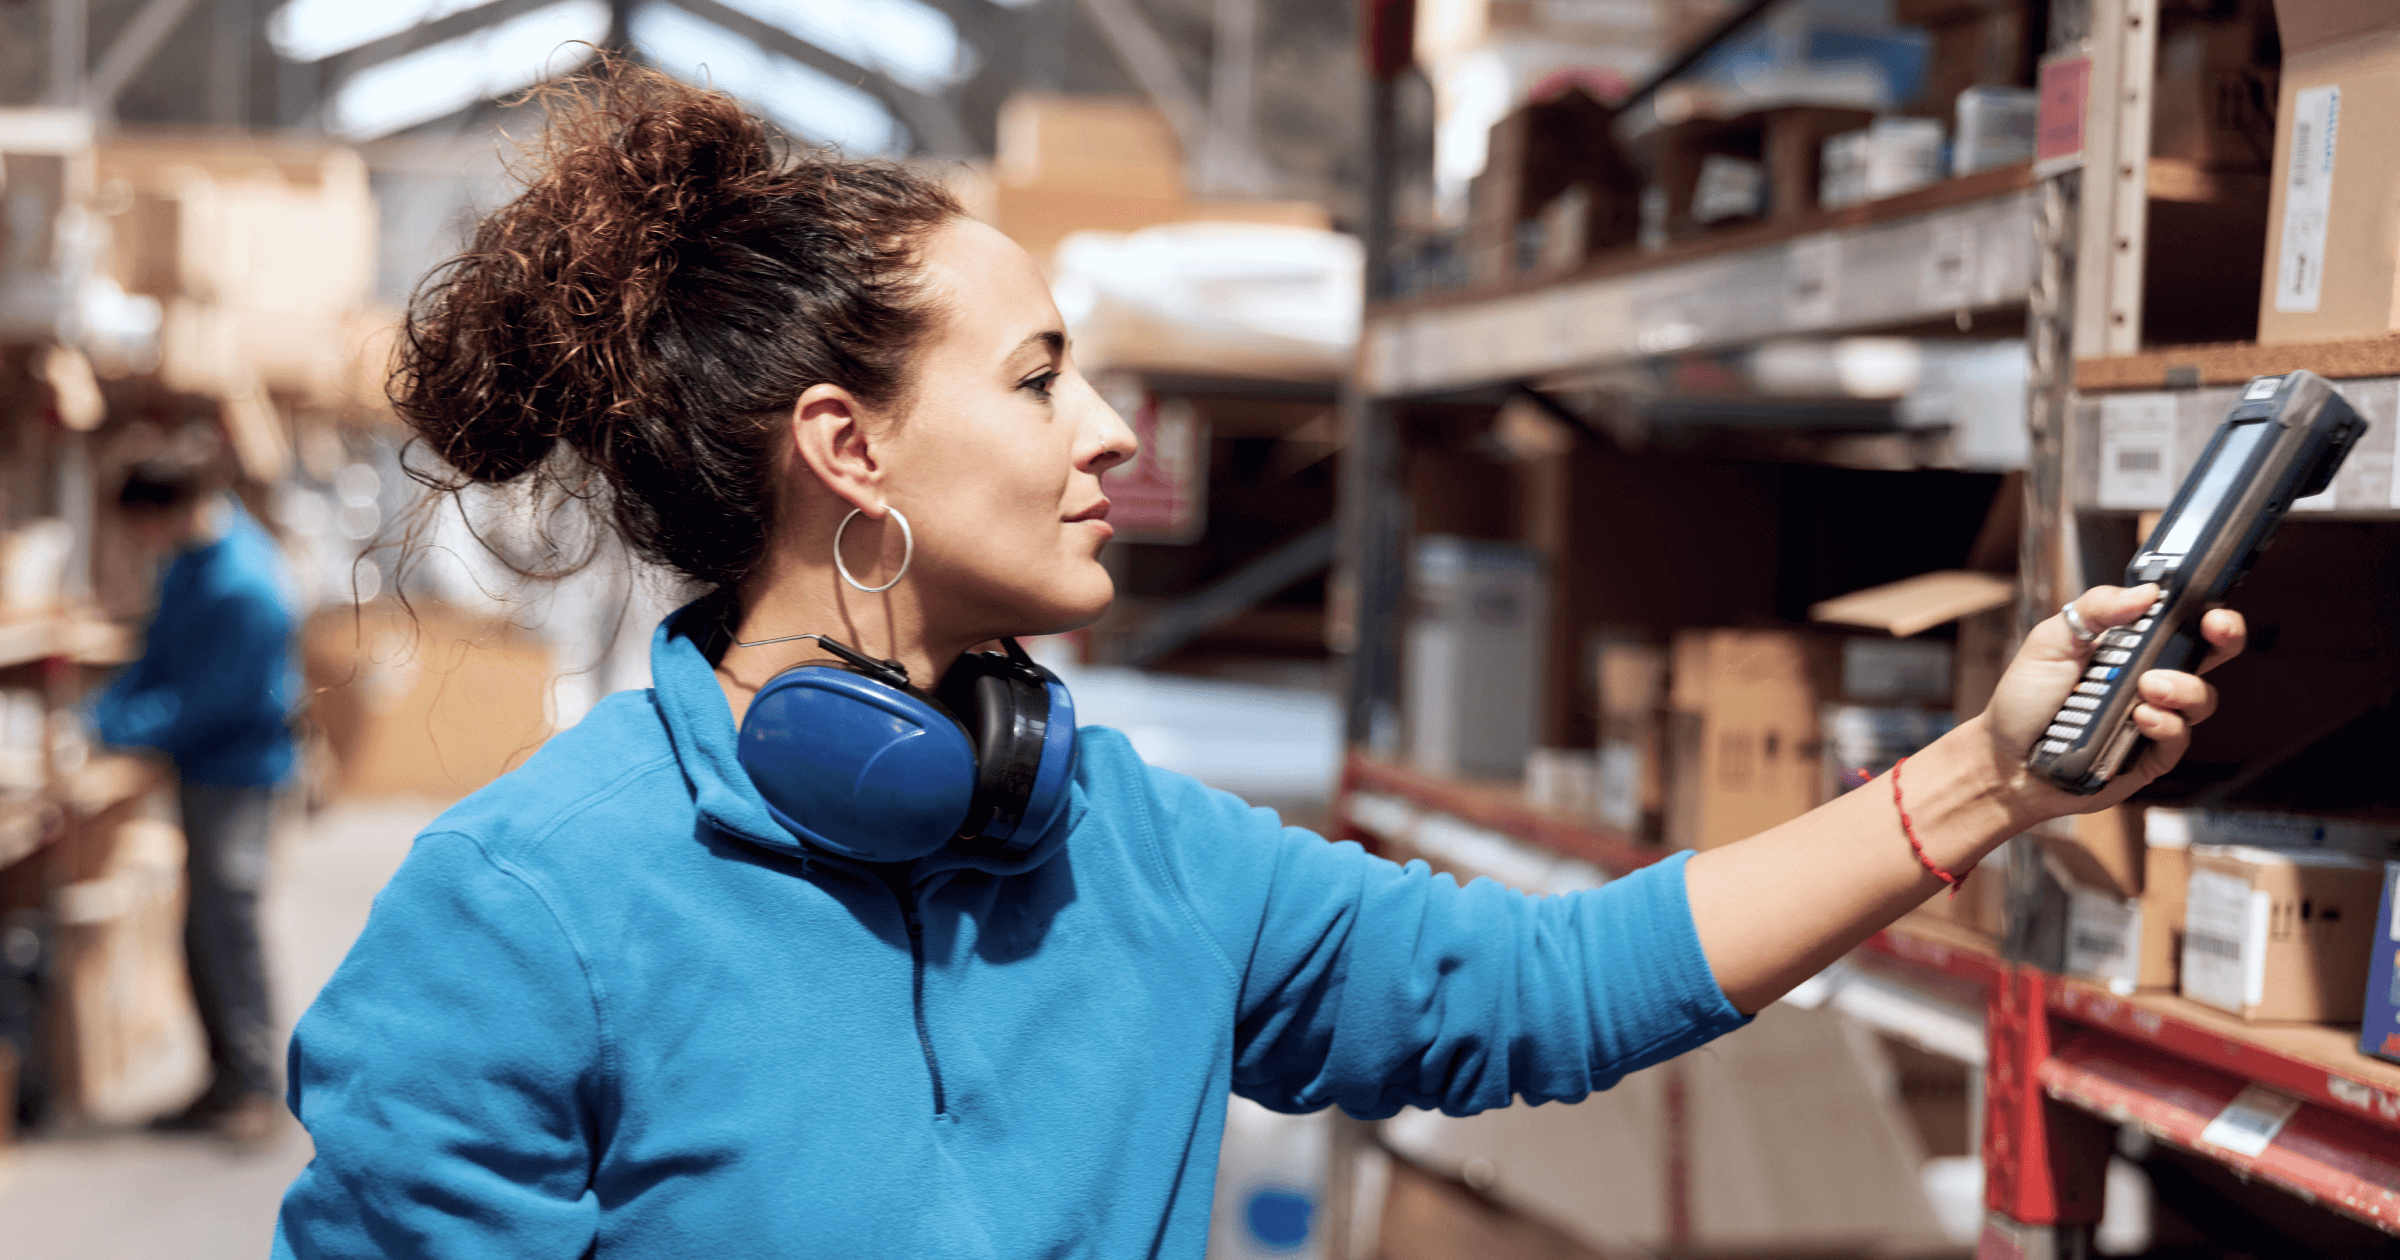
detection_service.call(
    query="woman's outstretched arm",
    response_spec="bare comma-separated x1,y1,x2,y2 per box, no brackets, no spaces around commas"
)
1684,583,2247,1014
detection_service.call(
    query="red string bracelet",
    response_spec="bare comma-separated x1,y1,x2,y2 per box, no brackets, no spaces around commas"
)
1891,755,1969,897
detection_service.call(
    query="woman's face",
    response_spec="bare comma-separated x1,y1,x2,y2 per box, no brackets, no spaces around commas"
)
869,217,1137,641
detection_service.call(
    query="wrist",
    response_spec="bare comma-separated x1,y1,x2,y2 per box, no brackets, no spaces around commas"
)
1901,717,2044,865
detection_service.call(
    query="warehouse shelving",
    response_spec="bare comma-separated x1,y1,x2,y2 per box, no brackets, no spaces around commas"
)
1335,0,2400,1250
1362,164,2039,400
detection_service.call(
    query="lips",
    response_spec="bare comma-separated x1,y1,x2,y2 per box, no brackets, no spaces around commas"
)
1066,499,1113,541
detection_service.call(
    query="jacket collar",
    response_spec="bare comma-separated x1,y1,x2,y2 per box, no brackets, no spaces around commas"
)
649,599,1085,884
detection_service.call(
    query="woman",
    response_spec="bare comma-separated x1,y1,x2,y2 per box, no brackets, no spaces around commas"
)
274,68,2240,1258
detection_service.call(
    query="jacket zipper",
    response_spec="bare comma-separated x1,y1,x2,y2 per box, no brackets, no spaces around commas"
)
889,880,949,1116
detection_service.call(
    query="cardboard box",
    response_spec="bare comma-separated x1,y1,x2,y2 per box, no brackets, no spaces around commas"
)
2139,808,2193,991
47,814,207,1125
1593,640,1666,838
1463,86,1641,285
1405,537,1548,782
2182,844,2381,1022
2358,862,2400,1063
2035,805,2146,900
1664,629,1835,851
304,600,555,798
2150,2,2277,174
2256,2,2400,343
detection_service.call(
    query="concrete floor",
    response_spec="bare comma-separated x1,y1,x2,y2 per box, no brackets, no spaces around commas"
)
0,797,442,1259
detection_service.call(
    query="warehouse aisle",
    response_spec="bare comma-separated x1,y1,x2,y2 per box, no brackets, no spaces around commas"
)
0,798,440,1259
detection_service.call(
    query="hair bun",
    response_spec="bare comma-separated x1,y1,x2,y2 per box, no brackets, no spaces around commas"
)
389,61,959,592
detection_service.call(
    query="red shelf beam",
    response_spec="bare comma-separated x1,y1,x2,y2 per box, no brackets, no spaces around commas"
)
2043,1030,2400,1234
2049,982,2400,1137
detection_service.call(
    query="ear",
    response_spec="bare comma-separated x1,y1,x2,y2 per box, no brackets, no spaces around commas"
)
788,383,887,516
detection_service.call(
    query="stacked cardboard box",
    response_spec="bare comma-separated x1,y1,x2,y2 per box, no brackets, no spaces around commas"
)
985,96,1328,264
2257,1,2400,343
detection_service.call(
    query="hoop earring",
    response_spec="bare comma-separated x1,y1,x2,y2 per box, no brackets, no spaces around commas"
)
834,507,913,594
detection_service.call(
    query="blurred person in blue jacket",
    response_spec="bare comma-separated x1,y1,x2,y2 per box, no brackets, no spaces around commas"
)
271,65,2245,1259
95,446,296,1142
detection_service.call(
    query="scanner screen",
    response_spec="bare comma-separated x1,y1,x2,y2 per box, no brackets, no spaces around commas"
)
2154,420,2270,556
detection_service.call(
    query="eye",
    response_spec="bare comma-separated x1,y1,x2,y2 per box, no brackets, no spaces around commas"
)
1019,369,1059,398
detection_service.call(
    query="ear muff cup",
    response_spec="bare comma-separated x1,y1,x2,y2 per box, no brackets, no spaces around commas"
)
738,641,1079,863
738,665,976,863
937,652,1077,849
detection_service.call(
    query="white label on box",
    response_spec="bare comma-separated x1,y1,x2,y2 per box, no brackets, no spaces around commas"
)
2065,885,2143,996
2184,867,2264,1013
2274,85,2340,314
2198,1084,2302,1159
2098,394,2180,508
1596,741,1641,833
1784,235,1838,328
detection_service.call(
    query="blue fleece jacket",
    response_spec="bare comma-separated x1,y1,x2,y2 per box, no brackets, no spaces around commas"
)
92,501,296,787
272,605,1749,1258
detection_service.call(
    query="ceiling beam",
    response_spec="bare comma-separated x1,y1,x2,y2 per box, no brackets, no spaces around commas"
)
89,0,203,113
666,0,975,156
1074,0,1206,162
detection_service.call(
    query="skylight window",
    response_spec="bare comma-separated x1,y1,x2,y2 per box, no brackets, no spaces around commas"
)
270,0,500,64
326,0,606,139
713,0,972,94
631,4,908,155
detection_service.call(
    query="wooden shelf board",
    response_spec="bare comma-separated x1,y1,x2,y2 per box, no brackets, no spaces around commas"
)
1340,752,1663,880
2078,337,2400,392
0,615,137,670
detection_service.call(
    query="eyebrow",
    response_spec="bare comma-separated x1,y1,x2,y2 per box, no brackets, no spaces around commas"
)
1014,330,1066,360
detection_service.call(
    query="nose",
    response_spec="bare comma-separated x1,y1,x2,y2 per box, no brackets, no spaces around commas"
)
1081,392,1139,477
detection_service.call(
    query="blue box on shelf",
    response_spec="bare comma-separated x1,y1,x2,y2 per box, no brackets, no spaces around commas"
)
2360,862,2400,1065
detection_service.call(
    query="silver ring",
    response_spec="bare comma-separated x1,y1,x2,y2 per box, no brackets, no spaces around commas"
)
2062,600,2099,646
834,506,912,594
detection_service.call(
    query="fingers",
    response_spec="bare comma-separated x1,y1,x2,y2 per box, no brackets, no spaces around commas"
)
2031,584,2159,660
2196,607,2248,675
2127,669,2219,747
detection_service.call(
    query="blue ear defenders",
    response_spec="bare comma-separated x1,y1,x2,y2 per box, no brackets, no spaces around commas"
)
735,635,1077,864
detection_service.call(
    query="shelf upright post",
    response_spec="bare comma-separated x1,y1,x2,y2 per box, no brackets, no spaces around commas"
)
1335,0,1416,758
1980,966,2114,1258
1994,0,2163,1250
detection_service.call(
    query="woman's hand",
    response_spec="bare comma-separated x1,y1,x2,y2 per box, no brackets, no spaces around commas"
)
1978,583,2248,819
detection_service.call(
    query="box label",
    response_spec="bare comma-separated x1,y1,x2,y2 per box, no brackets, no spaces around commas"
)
2184,867,2267,1013
2065,885,2143,995
2273,85,2340,314
2197,1084,2302,1159
2035,55,2090,170
2097,394,2180,509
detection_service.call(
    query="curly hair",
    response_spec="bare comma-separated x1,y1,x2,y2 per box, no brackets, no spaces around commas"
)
391,60,961,592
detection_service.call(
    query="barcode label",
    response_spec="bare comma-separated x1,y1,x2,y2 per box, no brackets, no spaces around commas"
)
2184,868,2268,1014
2066,886,2141,995
2198,1084,2301,1159
2275,86,2339,313
2098,395,2178,508
2186,932,2243,961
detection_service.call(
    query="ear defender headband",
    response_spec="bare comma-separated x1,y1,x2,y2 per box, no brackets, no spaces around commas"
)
734,635,1078,864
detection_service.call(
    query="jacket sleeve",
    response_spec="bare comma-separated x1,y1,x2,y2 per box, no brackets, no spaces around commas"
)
1129,747,1750,1119
274,831,605,1260
91,581,290,758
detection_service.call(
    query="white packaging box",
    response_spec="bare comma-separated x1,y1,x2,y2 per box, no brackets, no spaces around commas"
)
1405,536,1548,781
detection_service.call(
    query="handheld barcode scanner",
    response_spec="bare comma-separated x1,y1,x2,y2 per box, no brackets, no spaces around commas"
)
2029,370,2368,794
